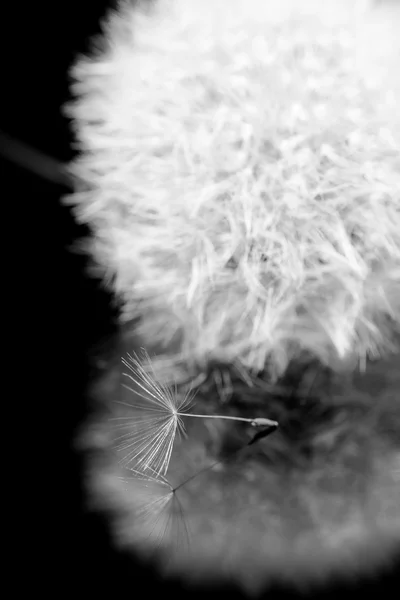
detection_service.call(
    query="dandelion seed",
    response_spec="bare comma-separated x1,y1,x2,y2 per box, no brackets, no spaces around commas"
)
123,466,191,558
114,351,194,477
114,350,278,477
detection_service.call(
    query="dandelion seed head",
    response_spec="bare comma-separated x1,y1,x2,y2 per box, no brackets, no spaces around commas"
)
113,350,194,476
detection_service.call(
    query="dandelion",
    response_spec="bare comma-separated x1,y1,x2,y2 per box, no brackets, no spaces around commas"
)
113,350,278,477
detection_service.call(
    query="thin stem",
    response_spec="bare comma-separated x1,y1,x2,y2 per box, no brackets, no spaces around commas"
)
173,457,223,493
180,412,252,423
178,412,278,428
0,129,71,187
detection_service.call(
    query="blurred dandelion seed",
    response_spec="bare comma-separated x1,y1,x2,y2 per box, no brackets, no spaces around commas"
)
114,350,278,477
123,466,191,556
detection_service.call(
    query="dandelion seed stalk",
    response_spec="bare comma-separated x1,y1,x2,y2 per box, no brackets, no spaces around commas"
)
180,412,278,428
117,350,278,477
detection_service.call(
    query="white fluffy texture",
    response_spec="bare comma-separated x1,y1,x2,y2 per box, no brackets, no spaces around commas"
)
65,0,400,382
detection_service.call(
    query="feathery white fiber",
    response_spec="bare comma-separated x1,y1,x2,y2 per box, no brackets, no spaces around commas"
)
115,353,192,475
67,0,400,377
65,0,400,384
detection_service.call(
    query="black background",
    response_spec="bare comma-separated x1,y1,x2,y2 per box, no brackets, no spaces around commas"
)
2,0,399,597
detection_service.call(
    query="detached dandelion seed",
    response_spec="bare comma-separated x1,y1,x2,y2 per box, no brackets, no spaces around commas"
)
115,351,195,477
114,351,278,477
